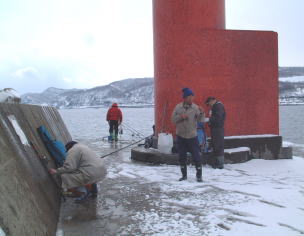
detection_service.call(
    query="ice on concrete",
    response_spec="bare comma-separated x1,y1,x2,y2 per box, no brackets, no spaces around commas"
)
55,229,63,236
0,227,6,236
7,115,29,146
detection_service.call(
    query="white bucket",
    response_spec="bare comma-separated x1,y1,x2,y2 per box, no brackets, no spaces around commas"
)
158,133,173,154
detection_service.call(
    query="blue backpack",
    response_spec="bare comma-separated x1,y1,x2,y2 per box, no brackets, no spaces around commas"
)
37,125,66,167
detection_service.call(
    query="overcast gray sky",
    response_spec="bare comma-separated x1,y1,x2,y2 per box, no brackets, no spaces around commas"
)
0,0,303,94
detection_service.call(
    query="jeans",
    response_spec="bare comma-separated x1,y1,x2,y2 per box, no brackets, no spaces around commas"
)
177,136,202,166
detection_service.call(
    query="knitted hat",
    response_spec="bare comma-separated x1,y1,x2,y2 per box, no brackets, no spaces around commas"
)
182,88,194,98
65,141,78,152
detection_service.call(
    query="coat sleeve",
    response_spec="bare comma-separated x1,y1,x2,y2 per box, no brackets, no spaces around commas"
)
196,107,205,122
56,147,81,174
171,105,183,124
106,109,110,121
209,103,225,127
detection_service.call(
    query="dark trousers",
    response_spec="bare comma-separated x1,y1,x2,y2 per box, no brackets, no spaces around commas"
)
109,120,119,136
210,127,224,156
177,136,202,166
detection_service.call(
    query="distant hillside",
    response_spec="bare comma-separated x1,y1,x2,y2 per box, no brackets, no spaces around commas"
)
21,78,154,108
21,67,304,107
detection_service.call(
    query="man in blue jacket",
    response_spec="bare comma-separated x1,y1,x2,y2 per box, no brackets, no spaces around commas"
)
205,97,226,169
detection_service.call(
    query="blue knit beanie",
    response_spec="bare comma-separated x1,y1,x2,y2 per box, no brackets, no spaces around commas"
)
182,88,194,98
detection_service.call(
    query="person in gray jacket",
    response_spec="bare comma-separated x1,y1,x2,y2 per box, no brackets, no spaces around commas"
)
171,88,204,182
49,141,107,202
205,97,226,169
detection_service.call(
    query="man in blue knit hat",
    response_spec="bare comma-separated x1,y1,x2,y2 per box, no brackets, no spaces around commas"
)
171,88,204,182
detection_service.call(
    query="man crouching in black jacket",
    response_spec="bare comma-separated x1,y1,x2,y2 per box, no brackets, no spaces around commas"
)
205,97,226,169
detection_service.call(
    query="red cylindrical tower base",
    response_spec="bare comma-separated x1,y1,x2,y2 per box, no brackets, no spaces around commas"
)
153,0,279,136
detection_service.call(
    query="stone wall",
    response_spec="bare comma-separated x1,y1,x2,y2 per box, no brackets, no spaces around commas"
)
0,103,71,236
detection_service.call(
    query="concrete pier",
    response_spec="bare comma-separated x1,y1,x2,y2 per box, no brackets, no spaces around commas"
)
131,135,292,165
0,103,71,235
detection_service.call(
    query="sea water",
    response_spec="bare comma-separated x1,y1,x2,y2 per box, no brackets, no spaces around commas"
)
59,106,304,156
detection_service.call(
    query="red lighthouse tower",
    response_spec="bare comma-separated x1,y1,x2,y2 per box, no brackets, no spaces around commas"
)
153,0,278,136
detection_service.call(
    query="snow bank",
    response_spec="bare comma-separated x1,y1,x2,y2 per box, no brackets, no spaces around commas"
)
0,88,21,103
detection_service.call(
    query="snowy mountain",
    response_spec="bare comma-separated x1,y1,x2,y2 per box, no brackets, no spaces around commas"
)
20,67,304,108
21,78,154,108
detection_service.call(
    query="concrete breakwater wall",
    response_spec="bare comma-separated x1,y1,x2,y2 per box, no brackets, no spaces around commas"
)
0,103,71,236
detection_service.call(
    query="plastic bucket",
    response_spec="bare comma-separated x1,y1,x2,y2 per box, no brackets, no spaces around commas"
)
158,133,173,154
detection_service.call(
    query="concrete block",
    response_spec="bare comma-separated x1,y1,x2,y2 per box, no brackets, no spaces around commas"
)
278,146,293,159
224,134,282,159
224,147,251,164
131,147,179,165
0,103,71,235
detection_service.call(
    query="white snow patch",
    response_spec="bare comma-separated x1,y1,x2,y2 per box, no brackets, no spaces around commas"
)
107,155,304,235
224,147,250,154
7,115,29,146
0,88,20,103
55,229,63,236
0,227,6,236
283,141,304,148
225,134,278,139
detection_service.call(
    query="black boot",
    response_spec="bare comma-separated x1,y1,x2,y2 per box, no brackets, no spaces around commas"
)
215,156,224,169
196,165,203,182
179,165,187,181
91,183,98,198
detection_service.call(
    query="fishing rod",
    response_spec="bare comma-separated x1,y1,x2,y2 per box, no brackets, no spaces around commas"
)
122,122,145,138
121,122,143,136
99,135,150,159
121,125,143,138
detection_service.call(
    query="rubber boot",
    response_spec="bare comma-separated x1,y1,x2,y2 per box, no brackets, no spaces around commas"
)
211,156,217,169
196,165,203,182
216,155,224,169
179,165,187,181
74,186,91,203
114,134,118,142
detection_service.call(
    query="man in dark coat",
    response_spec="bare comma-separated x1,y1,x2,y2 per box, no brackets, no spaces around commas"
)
205,97,226,169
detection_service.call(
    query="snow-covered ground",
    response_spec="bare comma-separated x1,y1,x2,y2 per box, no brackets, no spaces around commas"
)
58,107,304,235
104,151,304,235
